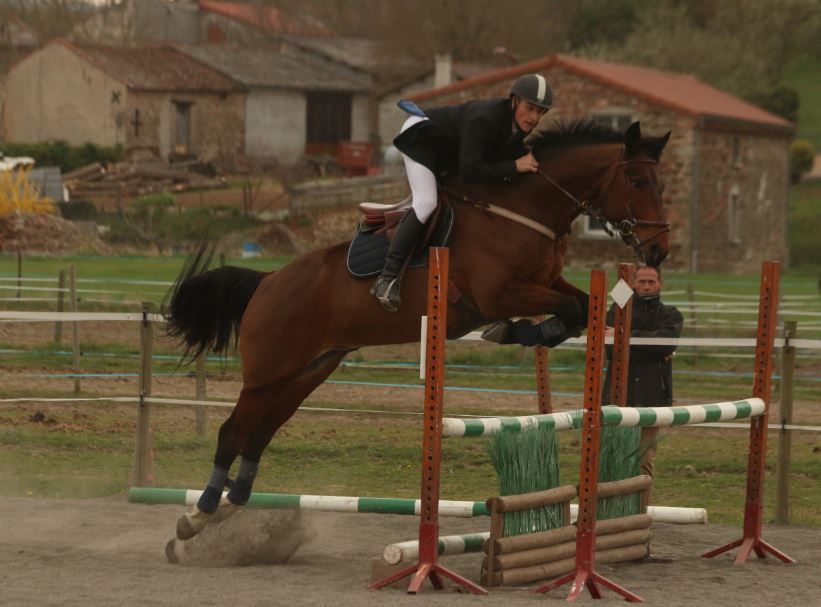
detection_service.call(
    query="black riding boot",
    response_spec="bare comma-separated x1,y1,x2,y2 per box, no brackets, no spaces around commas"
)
371,208,425,312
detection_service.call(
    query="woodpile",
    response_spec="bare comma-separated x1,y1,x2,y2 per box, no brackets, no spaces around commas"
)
0,212,111,254
482,476,652,586
63,160,227,200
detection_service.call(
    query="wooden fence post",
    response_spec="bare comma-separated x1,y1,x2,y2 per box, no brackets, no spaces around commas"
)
69,265,81,394
195,352,206,436
775,320,796,524
132,301,155,487
54,269,66,345
686,282,697,325
16,251,22,299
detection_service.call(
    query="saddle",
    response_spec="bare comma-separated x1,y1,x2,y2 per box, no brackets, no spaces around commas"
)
346,192,454,278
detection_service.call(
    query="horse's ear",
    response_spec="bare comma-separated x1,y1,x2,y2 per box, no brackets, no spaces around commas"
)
625,121,642,154
645,131,672,160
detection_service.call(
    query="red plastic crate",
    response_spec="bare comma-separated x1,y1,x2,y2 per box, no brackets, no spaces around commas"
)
337,141,374,176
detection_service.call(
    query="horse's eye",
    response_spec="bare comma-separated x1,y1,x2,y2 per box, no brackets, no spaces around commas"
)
631,178,646,189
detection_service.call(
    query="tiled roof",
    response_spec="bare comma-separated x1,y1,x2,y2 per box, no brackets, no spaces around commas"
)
60,40,241,93
285,36,379,72
179,45,371,92
198,0,331,37
410,53,793,131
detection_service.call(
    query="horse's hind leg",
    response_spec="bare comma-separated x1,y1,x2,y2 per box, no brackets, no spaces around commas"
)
176,381,284,540
176,350,351,540
225,349,354,506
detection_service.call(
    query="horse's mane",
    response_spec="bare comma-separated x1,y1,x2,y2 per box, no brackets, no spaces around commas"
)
529,118,667,160
529,119,624,151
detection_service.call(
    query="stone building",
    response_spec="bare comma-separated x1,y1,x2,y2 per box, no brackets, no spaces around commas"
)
0,15,39,141
3,39,245,163
178,44,372,163
406,54,794,273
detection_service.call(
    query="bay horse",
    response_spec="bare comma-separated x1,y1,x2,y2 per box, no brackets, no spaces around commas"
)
166,120,670,539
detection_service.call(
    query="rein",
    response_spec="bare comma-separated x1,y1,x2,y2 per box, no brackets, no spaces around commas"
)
449,145,669,260
446,194,558,240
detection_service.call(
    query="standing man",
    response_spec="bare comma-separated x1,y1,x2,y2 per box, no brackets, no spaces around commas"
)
603,265,683,480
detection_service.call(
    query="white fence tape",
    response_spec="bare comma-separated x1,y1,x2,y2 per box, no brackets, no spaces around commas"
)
1,395,819,432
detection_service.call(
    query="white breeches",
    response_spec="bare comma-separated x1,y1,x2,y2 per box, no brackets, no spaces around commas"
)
400,115,438,223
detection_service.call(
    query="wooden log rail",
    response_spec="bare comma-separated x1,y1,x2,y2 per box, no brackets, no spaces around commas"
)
482,476,652,587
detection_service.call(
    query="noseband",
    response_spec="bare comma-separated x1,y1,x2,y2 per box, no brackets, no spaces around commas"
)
538,145,670,261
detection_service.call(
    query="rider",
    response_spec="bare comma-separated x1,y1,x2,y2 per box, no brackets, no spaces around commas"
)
371,73,553,312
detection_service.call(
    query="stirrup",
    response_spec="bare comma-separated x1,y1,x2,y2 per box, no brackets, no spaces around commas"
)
372,277,402,312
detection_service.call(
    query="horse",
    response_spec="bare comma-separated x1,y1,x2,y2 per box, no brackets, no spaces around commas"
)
166,120,671,539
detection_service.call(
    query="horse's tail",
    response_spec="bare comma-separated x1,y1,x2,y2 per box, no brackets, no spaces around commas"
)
164,239,268,361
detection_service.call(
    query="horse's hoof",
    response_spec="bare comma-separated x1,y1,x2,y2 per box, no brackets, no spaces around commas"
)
176,509,209,540
481,320,515,344
165,538,184,564
213,496,242,522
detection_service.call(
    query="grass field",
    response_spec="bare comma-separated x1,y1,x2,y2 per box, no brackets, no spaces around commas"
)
789,180,821,269
1,251,819,529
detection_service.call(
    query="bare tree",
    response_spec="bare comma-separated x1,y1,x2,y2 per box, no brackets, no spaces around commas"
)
2,0,92,41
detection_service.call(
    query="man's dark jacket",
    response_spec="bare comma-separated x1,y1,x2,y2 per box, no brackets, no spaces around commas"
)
393,98,528,183
602,295,684,406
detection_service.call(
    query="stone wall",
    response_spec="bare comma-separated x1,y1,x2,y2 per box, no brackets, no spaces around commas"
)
693,127,790,273
3,43,128,147
136,91,245,163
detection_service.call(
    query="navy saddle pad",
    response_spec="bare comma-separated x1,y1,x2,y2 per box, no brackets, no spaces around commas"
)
346,206,454,278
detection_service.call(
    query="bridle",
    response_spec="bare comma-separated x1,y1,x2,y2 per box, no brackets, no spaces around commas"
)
537,145,670,260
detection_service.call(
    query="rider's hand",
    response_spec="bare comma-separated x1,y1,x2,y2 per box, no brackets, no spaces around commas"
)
515,152,539,173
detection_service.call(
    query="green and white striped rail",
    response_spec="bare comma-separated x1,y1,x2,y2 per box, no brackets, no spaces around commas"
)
129,488,706,524
383,532,490,564
128,487,489,518
442,398,765,438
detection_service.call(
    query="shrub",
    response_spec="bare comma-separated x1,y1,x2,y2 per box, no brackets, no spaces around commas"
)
790,139,816,184
0,141,124,173
57,199,98,220
747,86,800,123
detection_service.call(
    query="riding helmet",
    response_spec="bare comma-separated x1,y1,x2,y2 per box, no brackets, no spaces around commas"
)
509,74,553,109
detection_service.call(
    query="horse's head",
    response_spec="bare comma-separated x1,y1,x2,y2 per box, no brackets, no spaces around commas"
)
594,122,671,267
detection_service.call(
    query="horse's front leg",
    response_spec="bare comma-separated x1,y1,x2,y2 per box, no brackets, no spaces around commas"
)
477,278,587,348
550,275,590,329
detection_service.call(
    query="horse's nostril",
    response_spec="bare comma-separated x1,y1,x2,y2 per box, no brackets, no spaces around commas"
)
645,245,668,268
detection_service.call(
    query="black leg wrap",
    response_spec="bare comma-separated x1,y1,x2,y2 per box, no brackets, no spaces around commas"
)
513,319,547,347
538,316,566,341
483,317,582,348
226,457,258,506
538,320,583,348
227,477,253,506
196,485,223,514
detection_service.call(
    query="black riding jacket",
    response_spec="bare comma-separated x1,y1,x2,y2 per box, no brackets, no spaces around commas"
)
393,97,529,183
602,294,684,407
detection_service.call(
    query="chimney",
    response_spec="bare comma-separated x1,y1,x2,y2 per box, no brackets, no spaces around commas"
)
434,54,452,88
